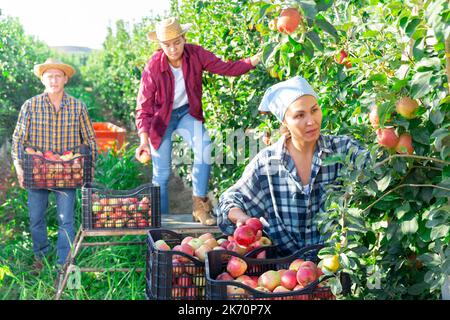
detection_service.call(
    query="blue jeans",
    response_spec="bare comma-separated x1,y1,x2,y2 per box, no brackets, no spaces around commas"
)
150,105,212,214
28,188,76,265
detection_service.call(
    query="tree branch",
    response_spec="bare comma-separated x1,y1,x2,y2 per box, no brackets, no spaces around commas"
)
362,183,450,214
374,154,450,168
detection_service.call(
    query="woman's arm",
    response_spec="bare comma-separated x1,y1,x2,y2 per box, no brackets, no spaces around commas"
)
196,45,260,76
217,157,267,235
135,68,156,158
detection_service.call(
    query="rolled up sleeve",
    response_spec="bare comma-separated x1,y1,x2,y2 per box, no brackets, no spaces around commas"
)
79,103,98,165
11,101,30,165
217,157,267,235
197,45,255,77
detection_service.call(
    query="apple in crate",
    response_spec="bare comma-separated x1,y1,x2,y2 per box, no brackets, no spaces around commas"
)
258,270,281,291
280,270,298,290
138,198,149,211
216,272,234,281
126,219,137,228
226,256,248,278
194,244,211,262
181,236,194,246
137,218,148,228
296,263,318,287
289,258,305,272
154,239,171,250
25,147,36,154
176,273,192,287
187,238,203,251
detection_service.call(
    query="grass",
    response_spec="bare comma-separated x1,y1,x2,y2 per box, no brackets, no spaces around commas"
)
0,145,151,300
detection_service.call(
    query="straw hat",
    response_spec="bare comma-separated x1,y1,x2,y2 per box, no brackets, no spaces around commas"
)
147,17,192,42
34,58,76,78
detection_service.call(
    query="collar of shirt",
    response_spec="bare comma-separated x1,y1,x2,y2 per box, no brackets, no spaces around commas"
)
159,49,189,73
271,134,334,193
43,92,70,110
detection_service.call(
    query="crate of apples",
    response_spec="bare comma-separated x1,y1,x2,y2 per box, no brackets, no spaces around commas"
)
145,229,275,300
23,146,90,189
205,244,336,300
82,183,160,230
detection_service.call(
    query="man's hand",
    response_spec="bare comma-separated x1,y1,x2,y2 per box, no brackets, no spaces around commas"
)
14,162,24,188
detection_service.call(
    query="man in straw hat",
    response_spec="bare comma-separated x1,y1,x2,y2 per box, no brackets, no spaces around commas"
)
11,58,98,272
217,76,370,256
135,17,262,225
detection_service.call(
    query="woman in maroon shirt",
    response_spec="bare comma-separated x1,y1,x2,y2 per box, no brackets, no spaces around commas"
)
135,17,261,225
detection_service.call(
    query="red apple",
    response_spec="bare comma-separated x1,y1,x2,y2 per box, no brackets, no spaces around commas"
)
396,97,419,119
258,270,281,291
176,273,192,287
245,217,263,233
289,258,305,272
277,8,301,34
280,270,298,290
369,105,380,129
216,272,234,281
181,236,194,246
376,127,399,149
233,225,256,247
226,256,248,278
296,265,318,287
395,133,414,155
154,239,171,251
194,244,211,262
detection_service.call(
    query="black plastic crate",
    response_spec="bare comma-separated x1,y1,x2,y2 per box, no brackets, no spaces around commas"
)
146,229,276,300
205,244,335,300
23,144,92,189
81,182,160,230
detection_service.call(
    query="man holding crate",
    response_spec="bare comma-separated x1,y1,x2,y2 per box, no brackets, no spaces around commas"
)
11,58,98,271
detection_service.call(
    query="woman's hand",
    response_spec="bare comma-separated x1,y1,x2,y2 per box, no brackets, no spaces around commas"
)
135,143,151,163
250,51,263,66
228,207,251,225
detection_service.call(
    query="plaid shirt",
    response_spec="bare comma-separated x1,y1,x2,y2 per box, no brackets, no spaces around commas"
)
11,92,98,165
217,134,369,256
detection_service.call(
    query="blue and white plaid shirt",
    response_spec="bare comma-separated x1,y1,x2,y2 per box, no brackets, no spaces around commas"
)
217,134,369,256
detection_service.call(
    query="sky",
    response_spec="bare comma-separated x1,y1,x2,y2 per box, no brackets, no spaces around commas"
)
0,0,171,49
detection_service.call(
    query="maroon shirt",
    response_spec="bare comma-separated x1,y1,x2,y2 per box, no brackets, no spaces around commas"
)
136,43,255,150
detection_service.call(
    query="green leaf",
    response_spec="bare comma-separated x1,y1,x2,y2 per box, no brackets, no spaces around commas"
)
306,30,324,51
405,18,422,38
415,57,441,71
369,73,387,84
430,110,444,125
316,0,334,12
262,42,280,65
391,78,408,92
395,202,411,220
410,71,433,99
322,154,345,165
418,253,442,267
430,225,450,240
400,216,419,235
412,37,425,60
376,175,391,192
315,14,339,41
327,276,343,295
407,282,428,295
299,0,318,22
